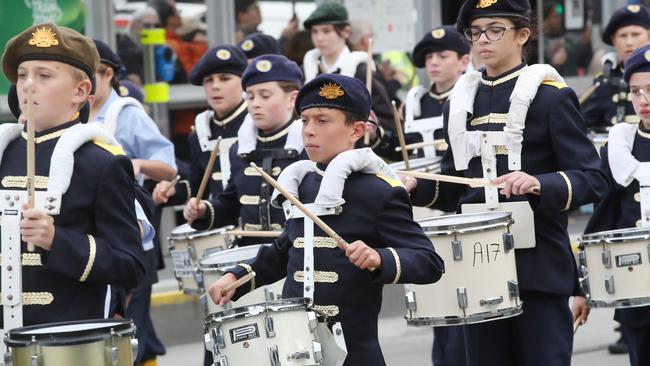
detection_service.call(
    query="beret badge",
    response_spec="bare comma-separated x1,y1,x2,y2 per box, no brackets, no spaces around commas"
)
29,27,59,48
216,49,231,60
432,28,446,39
628,5,641,13
476,0,498,9
255,60,272,72
319,83,345,100
241,39,254,51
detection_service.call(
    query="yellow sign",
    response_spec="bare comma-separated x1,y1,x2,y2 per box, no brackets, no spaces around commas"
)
28,27,59,48
319,83,345,100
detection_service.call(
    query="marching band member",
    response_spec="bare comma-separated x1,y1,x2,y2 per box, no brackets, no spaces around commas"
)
238,32,282,63
402,1,607,364
205,74,444,365
153,45,249,205
582,4,650,128
584,44,650,366
403,26,470,160
183,55,307,245
0,23,145,325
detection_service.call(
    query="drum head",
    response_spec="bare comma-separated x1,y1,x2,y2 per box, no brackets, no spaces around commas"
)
170,223,195,239
418,211,511,233
199,244,268,269
206,298,310,325
389,157,441,171
580,227,650,246
6,319,135,347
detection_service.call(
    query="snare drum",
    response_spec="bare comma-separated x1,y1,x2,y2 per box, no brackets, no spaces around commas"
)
587,128,608,155
204,298,324,366
198,245,286,314
168,224,234,293
389,157,441,174
405,212,522,326
578,227,650,308
5,319,137,366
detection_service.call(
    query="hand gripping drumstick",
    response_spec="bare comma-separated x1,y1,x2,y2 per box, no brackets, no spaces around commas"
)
398,170,540,194
392,101,411,170
249,163,377,271
573,318,582,335
221,271,256,296
188,137,221,225
163,175,180,195
26,79,36,252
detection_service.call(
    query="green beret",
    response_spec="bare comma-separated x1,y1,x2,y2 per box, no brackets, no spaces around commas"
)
303,2,349,29
2,23,99,83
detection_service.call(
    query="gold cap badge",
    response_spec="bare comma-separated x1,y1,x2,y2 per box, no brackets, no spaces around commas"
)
216,49,231,60
628,5,641,13
319,83,345,100
476,0,497,9
255,60,272,72
119,85,129,97
241,40,254,51
432,28,446,39
28,27,59,48
644,49,650,63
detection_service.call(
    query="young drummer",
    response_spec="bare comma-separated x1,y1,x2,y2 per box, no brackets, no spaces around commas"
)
582,4,650,128
238,32,281,63
403,25,470,159
584,44,650,366
153,45,249,205
402,1,606,365
0,23,144,325
206,74,444,365
183,55,307,245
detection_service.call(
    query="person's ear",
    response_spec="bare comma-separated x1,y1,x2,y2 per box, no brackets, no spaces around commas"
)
72,79,92,105
350,120,366,142
459,54,470,72
516,27,531,47
287,89,298,108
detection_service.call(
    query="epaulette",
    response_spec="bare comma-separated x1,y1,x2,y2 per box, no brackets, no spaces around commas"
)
93,140,126,156
375,174,403,188
541,80,568,89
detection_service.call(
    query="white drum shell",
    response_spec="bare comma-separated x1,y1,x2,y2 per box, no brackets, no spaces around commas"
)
388,157,441,173
405,213,522,326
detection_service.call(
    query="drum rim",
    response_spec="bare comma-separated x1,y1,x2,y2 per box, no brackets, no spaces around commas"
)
205,297,310,325
168,224,235,240
198,244,267,270
389,156,442,167
405,305,523,326
5,319,135,347
417,211,512,235
579,227,650,246
588,296,650,309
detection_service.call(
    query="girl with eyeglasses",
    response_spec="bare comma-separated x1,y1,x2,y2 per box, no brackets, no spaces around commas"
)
402,1,607,365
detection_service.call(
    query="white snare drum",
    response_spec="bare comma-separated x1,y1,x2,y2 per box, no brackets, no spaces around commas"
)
389,157,441,173
5,319,137,366
587,128,608,155
204,298,328,366
405,212,522,326
578,227,650,308
168,223,234,293
198,244,286,314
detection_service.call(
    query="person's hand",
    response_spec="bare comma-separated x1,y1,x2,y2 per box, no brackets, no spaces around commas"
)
208,273,237,307
398,174,418,193
20,204,55,250
153,180,176,205
364,121,378,142
345,240,382,270
281,15,299,39
571,295,590,328
183,197,207,222
551,47,568,66
491,171,541,199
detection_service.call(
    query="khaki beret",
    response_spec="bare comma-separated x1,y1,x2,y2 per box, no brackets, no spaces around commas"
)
2,23,99,83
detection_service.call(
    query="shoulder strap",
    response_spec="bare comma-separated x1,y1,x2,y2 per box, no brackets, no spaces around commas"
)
103,97,144,136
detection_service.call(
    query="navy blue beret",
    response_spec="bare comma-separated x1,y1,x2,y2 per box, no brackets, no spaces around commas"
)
602,4,650,46
412,26,470,68
239,32,281,59
624,44,650,83
188,45,248,85
242,54,303,88
119,79,145,103
456,0,531,33
93,39,122,69
295,74,371,120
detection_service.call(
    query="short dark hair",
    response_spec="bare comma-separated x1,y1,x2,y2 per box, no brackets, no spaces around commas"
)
342,110,365,126
510,15,537,60
277,81,300,93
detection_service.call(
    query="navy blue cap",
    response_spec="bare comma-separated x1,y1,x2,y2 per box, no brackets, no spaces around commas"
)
188,45,248,85
624,44,650,83
118,80,145,103
295,74,371,120
239,33,281,59
242,55,303,88
457,0,531,33
92,39,126,77
602,4,650,46
412,26,470,68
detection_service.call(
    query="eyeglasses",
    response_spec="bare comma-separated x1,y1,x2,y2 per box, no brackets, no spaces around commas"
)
464,26,517,42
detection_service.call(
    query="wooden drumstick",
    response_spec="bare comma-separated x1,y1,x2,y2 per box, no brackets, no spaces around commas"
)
578,82,600,106
163,175,180,195
195,137,222,201
398,170,541,194
395,139,447,152
364,38,373,146
249,163,347,250
26,79,36,252
573,318,582,335
392,101,410,170
227,230,282,238
221,271,256,295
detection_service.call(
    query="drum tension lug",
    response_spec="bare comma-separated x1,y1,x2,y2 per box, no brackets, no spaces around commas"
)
479,296,504,306
456,287,468,309
288,350,311,360
452,234,463,261
264,314,276,338
214,354,230,366
601,248,612,269
405,291,417,311
507,280,519,301
579,276,591,299
578,251,587,267
605,274,615,295
268,345,280,366
313,341,323,363
503,232,514,252
307,311,319,332
211,326,225,349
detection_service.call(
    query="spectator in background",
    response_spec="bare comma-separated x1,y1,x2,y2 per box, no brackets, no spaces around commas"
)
175,16,209,75
235,0,262,42
543,2,593,76
282,29,314,66
117,7,160,85
149,0,187,83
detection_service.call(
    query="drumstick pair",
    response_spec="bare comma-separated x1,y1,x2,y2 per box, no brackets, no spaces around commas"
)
398,170,540,194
